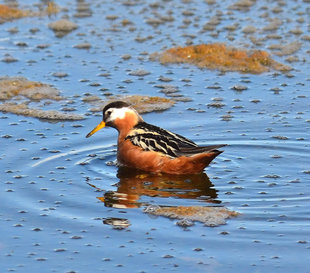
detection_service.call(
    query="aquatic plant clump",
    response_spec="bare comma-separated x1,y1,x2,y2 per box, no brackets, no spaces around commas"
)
85,95,175,114
48,19,78,37
0,2,59,23
155,43,291,73
0,103,84,121
144,205,239,227
0,4,30,21
0,77,173,121
121,95,175,113
0,76,84,121
0,76,62,101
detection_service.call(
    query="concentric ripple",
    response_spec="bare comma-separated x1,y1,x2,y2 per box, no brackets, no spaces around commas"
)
1,124,309,272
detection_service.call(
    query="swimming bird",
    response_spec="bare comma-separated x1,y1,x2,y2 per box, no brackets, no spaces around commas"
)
86,101,226,174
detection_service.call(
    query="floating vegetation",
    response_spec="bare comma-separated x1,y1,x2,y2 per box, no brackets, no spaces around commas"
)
0,4,30,22
0,2,59,23
228,0,256,11
0,103,84,121
0,76,62,101
48,19,78,37
45,2,59,16
0,77,173,120
85,95,175,114
144,205,239,227
269,41,302,57
153,43,291,74
0,76,84,121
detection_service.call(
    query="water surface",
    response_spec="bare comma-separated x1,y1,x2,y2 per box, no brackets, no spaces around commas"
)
0,0,309,272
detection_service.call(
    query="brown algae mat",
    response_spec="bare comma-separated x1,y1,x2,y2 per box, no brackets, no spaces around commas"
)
0,76,84,121
144,205,239,227
0,103,85,121
84,94,175,114
153,43,291,73
0,76,62,101
0,2,59,23
0,77,174,121
0,4,30,21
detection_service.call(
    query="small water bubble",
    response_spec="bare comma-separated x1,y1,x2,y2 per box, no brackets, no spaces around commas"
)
231,85,248,91
193,248,203,252
36,257,47,261
162,254,174,259
54,248,66,252
49,150,60,153
32,227,42,232
106,160,116,166
71,235,83,239
2,135,13,138
52,72,68,78
262,174,281,179
128,69,150,76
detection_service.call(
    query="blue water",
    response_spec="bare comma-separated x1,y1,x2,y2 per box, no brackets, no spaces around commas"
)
1,0,310,272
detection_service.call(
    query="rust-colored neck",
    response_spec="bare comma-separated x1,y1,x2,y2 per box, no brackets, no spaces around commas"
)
114,111,143,139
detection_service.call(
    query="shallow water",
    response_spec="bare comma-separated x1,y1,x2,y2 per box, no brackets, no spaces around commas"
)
1,0,310,272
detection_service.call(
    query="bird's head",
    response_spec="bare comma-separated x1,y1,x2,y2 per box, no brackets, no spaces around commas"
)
86,101,143,138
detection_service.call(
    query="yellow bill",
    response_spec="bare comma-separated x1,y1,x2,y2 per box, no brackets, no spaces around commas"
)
86,121,106,138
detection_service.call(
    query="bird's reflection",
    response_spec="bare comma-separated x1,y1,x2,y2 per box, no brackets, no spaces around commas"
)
88,166,219,209
87,167,238,228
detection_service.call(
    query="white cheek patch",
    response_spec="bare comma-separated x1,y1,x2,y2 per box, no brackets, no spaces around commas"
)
109,107,135,121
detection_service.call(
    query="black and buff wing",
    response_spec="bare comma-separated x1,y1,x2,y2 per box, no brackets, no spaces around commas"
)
125,122,225,158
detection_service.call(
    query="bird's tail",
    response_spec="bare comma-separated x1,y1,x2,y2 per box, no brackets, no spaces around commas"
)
176,144,227,157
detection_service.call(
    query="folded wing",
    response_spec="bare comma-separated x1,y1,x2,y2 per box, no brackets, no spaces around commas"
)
125,122,226,158
175,144,227,157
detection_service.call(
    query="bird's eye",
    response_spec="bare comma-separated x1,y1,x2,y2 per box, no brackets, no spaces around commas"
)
106,110,112,116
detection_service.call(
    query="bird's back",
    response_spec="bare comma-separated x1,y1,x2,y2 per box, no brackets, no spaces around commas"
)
125,121,226,158
125,121,198,158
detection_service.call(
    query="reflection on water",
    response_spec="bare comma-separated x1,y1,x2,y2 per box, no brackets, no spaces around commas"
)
88,167,219,208
102,217,131,230
1,0,309,271
88,167,237,227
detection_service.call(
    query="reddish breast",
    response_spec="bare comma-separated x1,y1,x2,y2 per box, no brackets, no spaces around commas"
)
117,139,218,174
